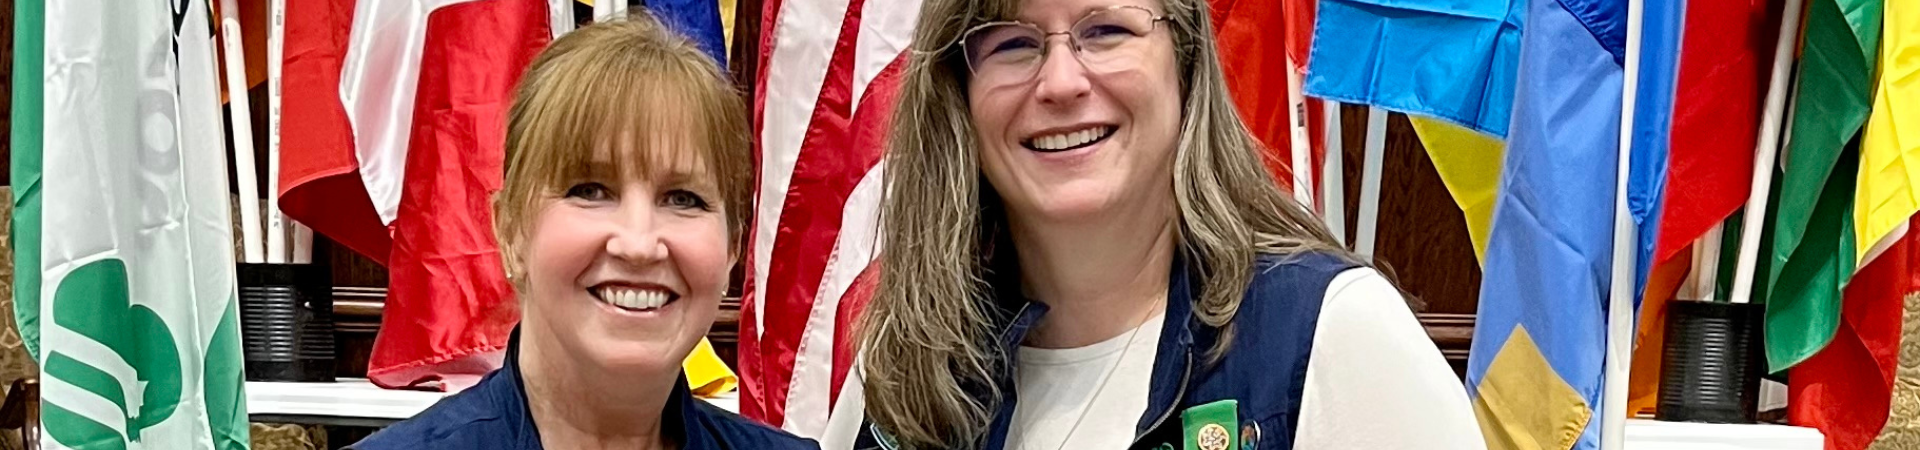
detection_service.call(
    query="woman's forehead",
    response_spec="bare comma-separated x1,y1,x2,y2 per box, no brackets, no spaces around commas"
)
580,128,717,183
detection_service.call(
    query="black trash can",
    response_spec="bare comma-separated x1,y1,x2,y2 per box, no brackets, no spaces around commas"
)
238,263,336,382
1656,300,1764,423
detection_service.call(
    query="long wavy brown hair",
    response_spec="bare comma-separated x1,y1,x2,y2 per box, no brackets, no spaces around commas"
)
856,0,1360,447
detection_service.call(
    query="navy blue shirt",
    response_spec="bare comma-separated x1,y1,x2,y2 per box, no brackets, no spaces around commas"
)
352,333,817,450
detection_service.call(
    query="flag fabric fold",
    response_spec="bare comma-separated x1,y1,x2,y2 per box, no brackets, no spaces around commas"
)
1409,118,1505,262
1764,0,1883,372
741,0,914,437
1304,0,1525,137
1790,213,1917,450
279,0,552,390
13,1,250,447
1649,0,1779,265
1212,0,1325,198
1792,3,1920,449
1852,0,1920,268
1465,0,1630,449
1306,0,1526,262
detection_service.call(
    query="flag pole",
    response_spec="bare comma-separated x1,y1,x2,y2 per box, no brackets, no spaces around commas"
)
1324,101,1347,246
265,0,288,264
1602,0,1646,446
1355,107,1387,258
1728,0,1807,305
550,0,577,38
219,0,265,264
1286,61,1315,209
1685,226,1725,300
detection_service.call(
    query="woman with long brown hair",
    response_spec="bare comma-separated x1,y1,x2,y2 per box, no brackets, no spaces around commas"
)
820,0,1483,448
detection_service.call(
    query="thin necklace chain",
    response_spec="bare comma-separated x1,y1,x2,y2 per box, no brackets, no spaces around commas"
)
1048,295,1166,450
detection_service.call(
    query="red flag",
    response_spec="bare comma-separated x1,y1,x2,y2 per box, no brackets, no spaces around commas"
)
1626,0,1780,411
1209,0,1326,202
277,0,550,390
279,0,389,263
1650,0,1780,262
1789,215,1915,450
738,0,908,437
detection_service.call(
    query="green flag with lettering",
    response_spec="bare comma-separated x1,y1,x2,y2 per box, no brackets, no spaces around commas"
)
11,0,250,448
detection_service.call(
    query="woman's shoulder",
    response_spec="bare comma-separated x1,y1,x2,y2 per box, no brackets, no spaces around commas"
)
1236,251,1368,313
348,372,525,449
688,399,823,450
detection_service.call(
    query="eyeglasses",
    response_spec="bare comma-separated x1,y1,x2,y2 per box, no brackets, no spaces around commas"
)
957,5,1172,88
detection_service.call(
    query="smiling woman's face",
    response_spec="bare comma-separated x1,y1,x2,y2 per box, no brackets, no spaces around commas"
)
520,131,730,377
966,0,1183,226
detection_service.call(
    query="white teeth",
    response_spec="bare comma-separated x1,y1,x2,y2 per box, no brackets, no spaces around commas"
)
1028,126,1110,150
595,286,670,310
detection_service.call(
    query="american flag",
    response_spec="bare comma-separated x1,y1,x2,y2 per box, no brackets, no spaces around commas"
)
738,0,922,437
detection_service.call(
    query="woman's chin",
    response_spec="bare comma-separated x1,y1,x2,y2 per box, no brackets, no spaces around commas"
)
579,340,689,376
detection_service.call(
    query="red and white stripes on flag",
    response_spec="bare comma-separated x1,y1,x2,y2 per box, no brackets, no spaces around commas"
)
278,0,550,390
739,0,920,437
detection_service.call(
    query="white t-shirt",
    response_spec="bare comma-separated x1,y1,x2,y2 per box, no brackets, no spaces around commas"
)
1003,312,1164,450
820,268,1486,450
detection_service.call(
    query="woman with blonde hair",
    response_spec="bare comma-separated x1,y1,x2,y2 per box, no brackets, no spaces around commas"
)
821,0,1483,448
353,14,815,450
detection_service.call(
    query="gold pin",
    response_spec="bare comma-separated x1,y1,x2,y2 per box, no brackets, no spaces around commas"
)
1197,423,1231,450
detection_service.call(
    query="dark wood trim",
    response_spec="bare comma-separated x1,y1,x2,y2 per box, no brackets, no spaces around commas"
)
1419,313,1475,378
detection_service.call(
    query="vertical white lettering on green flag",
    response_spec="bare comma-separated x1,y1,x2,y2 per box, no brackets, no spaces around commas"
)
15,0,250,448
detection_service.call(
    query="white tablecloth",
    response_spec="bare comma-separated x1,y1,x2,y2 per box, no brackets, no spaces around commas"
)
247,381,1822,450
246,379,738,422
1625,418,1824,450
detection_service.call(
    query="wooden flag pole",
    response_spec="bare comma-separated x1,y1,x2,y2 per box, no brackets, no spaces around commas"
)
1728,0,1807,305
219,0,264,264
1324,101,1346,246
1355,107,1387,258
1602,0,1646,446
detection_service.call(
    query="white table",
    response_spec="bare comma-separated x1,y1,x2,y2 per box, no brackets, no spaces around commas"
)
1625,418,1824,450
246,379,452,427
249,381,1821,450
246,379,740,427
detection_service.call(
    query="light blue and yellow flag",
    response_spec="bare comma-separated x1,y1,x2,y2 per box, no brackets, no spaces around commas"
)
1464,0,1677,448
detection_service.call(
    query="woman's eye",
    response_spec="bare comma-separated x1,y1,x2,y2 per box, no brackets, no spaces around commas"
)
664,189,713,211
1081,24,1132,38
991,36,1041,55
564,183,614,201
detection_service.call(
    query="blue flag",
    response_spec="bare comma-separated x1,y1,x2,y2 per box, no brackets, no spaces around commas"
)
1464,0,1646,449
1304,0,1525,136
647,0,729,66
1628,0,1684,299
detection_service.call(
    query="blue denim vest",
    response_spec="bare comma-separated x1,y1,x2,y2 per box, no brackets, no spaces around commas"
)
856,251,1358,450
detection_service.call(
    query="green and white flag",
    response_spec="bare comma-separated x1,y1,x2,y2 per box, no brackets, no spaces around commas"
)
11,0,251,448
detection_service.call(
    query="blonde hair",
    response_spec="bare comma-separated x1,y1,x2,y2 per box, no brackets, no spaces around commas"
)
858,0,1357,446
493,13,751,287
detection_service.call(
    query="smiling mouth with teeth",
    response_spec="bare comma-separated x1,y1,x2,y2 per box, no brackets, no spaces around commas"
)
1022,126,1117,153
591,285,679,312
